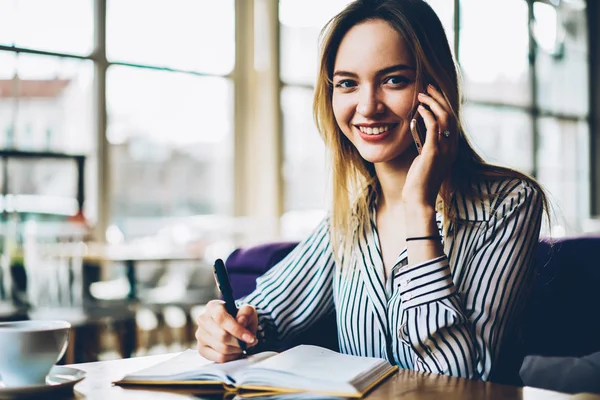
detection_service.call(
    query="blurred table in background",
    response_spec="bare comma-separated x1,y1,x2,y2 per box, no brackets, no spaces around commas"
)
80,243,205,301
1,239,215,364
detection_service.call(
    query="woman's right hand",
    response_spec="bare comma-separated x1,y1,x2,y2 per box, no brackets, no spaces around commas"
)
195,300,259,363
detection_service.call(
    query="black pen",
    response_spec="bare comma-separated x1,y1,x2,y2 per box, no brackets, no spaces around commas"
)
212,258,248,355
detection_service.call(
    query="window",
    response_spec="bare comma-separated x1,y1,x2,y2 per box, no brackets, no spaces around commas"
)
0,0,93,55
460,0,530,106
534,1,589,230
105,0,235,237
463,105,534,175
0,0,235,237
0,2,95,219
0,0,591,241
107,67,234,227
537,118,589,231
106,0,235,74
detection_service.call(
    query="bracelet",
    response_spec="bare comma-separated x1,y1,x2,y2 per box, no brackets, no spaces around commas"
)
406,235,442,242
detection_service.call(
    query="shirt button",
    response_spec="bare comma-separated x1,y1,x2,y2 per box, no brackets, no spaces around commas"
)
400,278,411,288
402,293,413,301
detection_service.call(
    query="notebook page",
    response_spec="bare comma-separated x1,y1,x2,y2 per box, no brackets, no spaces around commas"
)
233,393,345,400
122,349,276,383
245,345,386,383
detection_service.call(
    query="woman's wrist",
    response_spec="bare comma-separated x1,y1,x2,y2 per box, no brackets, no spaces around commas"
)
403,203,443,263
403,203,438,237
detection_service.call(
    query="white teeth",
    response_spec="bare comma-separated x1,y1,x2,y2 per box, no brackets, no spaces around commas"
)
358,125,390,135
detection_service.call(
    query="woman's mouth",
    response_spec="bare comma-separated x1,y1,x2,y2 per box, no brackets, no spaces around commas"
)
354,123,398,141
357,125,392,135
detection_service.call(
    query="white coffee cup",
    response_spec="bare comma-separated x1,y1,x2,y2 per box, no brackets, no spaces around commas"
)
0,320,71,387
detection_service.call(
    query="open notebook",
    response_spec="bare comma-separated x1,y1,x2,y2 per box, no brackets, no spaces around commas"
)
115,345,398,398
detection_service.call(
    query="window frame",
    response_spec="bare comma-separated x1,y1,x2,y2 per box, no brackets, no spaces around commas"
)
0,0,595,239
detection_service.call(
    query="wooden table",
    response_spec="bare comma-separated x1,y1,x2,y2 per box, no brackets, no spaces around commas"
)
68,354,600,399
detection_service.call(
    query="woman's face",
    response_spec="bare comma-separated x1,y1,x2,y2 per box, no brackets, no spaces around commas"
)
332,19,418,165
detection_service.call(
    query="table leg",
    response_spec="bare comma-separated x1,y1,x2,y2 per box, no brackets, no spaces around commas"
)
126,260,136,300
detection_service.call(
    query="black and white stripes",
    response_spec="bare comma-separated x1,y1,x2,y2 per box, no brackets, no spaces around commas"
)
241,178,543,381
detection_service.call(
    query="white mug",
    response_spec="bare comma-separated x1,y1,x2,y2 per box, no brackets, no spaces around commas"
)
0,320,70,387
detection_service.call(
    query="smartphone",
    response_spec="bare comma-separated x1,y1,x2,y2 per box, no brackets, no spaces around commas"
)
410,104,427,154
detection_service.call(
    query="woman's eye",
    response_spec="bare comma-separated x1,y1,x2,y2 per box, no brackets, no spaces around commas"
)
384,76,409,85
334,80,357,89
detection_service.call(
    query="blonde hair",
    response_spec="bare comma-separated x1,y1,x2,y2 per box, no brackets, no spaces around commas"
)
313,0,550,261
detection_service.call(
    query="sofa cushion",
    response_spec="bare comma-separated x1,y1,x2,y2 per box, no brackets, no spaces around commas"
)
226,242,298,300
226,241,338,351
523,236,600,358
226,242,299,276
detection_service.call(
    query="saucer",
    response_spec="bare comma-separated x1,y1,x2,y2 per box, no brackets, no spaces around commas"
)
0,366,86,398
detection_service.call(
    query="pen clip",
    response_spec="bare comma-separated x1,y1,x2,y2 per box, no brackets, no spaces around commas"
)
213,258,234,296
212,260,223,292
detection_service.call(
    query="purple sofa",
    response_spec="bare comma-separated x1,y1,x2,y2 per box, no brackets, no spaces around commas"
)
523,236,600,358
226,236,600,362
226,242,299,301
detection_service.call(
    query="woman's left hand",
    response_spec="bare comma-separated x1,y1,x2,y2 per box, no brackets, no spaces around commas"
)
402,84,458,209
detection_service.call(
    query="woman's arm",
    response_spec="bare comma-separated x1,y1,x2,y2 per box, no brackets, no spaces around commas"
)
238,217,336,351
397,180,543,380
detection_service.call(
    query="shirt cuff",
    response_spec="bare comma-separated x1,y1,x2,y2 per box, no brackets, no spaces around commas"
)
393,255,457,308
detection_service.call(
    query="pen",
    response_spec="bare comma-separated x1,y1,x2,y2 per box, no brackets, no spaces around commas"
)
212,258,248,355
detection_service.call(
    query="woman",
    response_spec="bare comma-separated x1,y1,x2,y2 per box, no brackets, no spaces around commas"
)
195,0,547,383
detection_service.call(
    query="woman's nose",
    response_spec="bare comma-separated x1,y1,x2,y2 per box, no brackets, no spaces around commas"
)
356,88,384,117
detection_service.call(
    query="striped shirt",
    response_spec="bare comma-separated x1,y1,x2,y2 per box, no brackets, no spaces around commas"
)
241,178,543,381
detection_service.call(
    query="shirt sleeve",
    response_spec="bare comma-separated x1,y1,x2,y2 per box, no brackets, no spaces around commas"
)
394,180,543,380
237,217,336,351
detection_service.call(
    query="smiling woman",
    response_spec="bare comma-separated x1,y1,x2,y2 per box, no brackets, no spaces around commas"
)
196,0,549,386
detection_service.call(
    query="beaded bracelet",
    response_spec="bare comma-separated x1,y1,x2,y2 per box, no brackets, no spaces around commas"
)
406,235,442,242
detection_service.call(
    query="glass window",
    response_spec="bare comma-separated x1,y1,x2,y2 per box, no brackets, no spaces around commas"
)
0,0,93,55
4,159,79,216
535,2,588,116
459,0,530,106
537,117,589,233
106,66,233,236
106,0,235,74
0,51,17,148
281,86,328,212
0,52,94,154
0,52,94,219
463,104,534,175
279,0,352,85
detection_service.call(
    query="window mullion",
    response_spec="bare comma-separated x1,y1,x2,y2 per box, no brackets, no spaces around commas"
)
589,0,600,216
94,0,109,242
454,0,459,61
527,0,540,178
